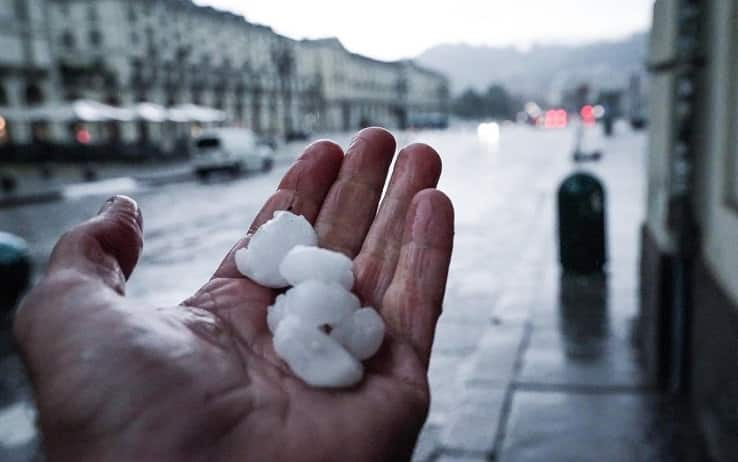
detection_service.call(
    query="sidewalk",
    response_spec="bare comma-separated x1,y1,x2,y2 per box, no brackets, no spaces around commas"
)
0,141,308,208
0,161,192,208
412,132,711,461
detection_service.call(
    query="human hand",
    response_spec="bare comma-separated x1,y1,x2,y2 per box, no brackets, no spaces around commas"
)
14,128,454,461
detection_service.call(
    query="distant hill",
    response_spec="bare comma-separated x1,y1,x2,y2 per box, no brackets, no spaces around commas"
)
416,33,648,101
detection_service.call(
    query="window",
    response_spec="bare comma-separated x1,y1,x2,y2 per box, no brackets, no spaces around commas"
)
127,5,137,22
62,31,75,49
87,5,98,21
90,29,103,47
24,84,44,106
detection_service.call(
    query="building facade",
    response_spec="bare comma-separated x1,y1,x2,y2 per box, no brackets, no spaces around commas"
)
0,0,448,147
640,1,738,460
0,0,61,144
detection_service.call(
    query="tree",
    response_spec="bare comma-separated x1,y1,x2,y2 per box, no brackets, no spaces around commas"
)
484,84,513,119
452,83,516,120
452,88,485,119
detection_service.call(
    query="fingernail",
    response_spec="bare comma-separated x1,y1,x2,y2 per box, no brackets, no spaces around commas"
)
345,134,368,156
98,195,143,229
98,196,118,214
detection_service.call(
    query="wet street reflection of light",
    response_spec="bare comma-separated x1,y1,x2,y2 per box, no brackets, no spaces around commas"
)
559,273,610,360
0,402,36,448
477,121,500,146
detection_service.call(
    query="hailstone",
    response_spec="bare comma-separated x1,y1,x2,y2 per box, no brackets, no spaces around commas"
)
280,245,355,290
330,308,386,360
235,211,318,288
274,316,363,388
234,209,386,389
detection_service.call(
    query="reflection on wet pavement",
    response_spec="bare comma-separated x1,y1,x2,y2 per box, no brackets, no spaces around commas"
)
558,274,609,361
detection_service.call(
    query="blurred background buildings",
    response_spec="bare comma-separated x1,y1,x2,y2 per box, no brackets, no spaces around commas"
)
0,0,448,149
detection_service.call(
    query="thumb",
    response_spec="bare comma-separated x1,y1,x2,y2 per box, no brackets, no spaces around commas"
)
46,195,144,294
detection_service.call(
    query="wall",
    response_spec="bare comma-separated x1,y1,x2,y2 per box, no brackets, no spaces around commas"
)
694,0,738,306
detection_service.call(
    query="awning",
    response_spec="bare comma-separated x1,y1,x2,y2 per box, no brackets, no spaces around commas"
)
126,102,169,122
23,100,135,122
168,104,228,123
0,101,227,123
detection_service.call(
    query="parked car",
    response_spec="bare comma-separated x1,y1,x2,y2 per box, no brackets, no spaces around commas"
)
191,128,274,178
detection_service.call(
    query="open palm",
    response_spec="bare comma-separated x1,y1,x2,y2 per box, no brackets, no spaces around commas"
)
14,128,454,461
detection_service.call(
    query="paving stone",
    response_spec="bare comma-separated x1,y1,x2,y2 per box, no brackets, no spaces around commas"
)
436,454,489,462
432,321,488,355
518,272,647,388
498,391,709,462
440,386,508,455
411,423,442,462
489,291,534,325
462,324,526,386
427,354,466,425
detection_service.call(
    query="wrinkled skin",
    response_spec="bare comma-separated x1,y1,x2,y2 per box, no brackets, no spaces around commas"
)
14,128,455,461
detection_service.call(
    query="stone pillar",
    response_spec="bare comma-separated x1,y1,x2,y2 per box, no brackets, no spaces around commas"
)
120,92,138,143
263,92,275,136
5,78,31,144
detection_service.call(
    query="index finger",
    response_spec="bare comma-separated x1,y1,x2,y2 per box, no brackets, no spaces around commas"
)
314,127,396,257
211,140,344,279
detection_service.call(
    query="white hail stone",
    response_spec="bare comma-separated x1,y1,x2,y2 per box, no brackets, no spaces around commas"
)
330,308,385,360
279,245,355,290
234,211,318,288
275,280,360,331
267,293,287,334
274,316,364,388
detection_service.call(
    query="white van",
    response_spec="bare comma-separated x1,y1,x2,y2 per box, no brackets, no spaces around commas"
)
191,128,274,178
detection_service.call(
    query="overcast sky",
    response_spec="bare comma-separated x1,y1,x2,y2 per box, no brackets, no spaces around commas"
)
193,0,654,61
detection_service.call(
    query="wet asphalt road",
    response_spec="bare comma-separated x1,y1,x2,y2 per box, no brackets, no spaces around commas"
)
1,125,575,306
3,124,705,461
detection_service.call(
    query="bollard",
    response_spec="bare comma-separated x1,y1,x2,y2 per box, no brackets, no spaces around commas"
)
0,232,32,310
603,116,614,137
1,173,17,194
82,164,98,182
557,173,607,274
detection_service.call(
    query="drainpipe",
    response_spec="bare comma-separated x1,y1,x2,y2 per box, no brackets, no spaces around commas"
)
665,0,704,395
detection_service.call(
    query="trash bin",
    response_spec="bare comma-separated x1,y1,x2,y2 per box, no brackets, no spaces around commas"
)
557,173,607,274
0,232,32,310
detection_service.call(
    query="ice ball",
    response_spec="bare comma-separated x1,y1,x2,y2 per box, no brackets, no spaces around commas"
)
267,293,287,334
270,280,359,332
330,308,385,360
280,245,354,290
274,316,363,388
235,211,318,288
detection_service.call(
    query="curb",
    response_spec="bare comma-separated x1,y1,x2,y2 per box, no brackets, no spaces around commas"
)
0,169,193,209
0,157,293,209
0,190,63,209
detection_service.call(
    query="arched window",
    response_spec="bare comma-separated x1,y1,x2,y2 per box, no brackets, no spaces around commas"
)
89,29,103,47
24,84,44,106
62,30,75,49
191,86,202,105
25,84,47,143
105,96,121,143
